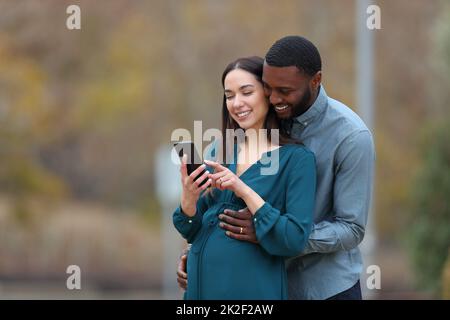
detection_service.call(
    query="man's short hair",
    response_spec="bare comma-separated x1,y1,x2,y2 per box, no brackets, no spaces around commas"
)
265,35,322,76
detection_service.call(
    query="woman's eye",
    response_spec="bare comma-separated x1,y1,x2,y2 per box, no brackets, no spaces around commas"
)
243,91,253,96
225,96,234,100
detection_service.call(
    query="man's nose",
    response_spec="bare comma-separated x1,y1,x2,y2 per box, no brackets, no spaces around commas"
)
269,92,282,105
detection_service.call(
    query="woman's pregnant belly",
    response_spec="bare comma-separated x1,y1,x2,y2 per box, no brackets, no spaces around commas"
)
198,226,284,300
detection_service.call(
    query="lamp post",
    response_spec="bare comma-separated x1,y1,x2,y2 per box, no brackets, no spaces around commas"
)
356,0,377,299
155,145,183,299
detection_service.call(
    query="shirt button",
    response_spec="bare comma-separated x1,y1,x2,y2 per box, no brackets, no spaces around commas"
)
254,218,257,222
303,122,308,126
188,220,192,223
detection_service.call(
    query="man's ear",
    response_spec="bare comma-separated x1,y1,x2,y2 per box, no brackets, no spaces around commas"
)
312,71,322,90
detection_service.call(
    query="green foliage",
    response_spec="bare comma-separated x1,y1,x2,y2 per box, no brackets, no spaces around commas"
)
375,129,418,239
73,15,150,134
0,35,67,218
443,249,450,299
408,119,450,295
0,157,67,198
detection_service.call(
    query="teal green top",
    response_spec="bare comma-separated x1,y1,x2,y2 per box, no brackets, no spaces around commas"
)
173,144,316,300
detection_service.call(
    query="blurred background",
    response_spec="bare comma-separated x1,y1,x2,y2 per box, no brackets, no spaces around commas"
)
0,0,449,299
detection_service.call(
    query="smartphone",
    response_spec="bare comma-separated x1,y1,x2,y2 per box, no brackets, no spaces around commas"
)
173,141,208,186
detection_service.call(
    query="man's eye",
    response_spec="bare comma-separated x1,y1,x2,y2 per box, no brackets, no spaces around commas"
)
279,89,292,95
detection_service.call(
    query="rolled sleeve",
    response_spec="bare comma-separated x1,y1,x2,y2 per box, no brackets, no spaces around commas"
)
173,206,203,243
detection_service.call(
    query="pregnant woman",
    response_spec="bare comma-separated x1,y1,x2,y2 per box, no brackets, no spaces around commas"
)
173,56,316,299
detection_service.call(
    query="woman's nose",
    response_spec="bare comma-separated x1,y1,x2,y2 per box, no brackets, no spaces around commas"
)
233,95,244,108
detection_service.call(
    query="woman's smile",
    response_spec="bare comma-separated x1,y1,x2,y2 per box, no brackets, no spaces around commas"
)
234,110,252,120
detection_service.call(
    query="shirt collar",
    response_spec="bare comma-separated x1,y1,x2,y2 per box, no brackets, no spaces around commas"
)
294,85,328,126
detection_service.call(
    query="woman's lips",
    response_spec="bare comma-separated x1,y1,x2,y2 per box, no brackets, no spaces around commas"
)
235,110,251,119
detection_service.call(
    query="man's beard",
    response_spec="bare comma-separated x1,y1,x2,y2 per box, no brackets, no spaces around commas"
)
291,87,312,118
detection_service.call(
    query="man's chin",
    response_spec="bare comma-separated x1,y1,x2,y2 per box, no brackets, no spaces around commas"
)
274,110,293,119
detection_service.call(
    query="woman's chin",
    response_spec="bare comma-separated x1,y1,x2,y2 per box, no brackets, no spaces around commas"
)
232,118,246,128
236,121,253,130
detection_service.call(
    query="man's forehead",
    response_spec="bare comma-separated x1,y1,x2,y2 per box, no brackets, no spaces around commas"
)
262,63,303,83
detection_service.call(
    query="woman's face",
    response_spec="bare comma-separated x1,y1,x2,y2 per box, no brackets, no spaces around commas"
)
224,69,269,131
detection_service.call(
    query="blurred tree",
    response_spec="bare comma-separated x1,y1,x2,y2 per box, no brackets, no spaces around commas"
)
374,0,440,239
407,0,450,296
408,118,450,295
0,35,67,224
443,249,450,299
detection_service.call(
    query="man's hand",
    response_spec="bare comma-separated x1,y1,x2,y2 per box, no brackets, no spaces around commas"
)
176,253,188,290
219,207,258,244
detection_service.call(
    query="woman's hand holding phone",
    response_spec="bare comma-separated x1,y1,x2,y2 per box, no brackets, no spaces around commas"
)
180,154,212,217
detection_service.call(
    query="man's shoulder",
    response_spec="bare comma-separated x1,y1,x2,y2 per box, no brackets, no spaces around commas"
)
323,97,375,159
325,96,371,134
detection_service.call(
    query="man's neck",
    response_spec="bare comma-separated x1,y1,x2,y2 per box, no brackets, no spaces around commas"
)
296,86,321,118
307,86,321,111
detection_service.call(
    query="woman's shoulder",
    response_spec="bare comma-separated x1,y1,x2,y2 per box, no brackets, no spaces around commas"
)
281,143,315,157
281,143,316,166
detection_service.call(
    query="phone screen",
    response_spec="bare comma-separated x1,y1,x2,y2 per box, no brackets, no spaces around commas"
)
174,141,207,186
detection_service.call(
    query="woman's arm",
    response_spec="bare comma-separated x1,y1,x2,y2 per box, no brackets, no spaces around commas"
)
253,149,316,257
173,192,210,243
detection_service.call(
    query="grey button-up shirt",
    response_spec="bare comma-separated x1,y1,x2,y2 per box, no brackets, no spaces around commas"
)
286,86,375,299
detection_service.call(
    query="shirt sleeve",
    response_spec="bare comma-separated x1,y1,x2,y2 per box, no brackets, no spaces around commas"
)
301,130,375,255
253,149,316,257
172,191,210,244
